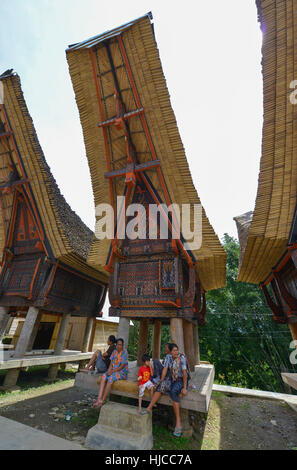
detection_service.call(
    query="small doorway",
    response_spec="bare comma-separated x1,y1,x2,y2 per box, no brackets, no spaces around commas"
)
33,322,55,350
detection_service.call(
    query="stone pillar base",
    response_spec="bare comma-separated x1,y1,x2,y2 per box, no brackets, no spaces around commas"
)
44,364,60,382
1,368,21,391
0,385,21,393
78,360,88,369
85,401,153,450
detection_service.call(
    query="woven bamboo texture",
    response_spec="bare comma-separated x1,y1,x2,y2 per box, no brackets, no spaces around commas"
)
236,0,297,284
0,73,108,283
67,15,226,291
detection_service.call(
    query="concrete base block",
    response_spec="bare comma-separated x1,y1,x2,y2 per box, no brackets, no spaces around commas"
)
85,402,153,450
47,364,59,381
2,368,20,389
0,385,21,393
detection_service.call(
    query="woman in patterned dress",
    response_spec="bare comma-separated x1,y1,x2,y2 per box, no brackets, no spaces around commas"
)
92,338,128,408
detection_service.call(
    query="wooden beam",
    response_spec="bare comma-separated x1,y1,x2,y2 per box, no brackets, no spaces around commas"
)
193,322,200,366
170,318,184,354
183,319,195,372
152,320,162,360
137,319,149,366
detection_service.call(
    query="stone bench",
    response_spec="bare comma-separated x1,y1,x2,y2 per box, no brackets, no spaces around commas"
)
75,363,214,413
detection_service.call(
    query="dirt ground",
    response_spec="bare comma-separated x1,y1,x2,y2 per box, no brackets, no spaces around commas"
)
0,370,296,450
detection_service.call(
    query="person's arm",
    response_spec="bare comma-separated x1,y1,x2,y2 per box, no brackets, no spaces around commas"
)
106,362,113,375
113,363,126,372
181,356,188,394
160,366,168,381
106,351,115,375
149,364,153,376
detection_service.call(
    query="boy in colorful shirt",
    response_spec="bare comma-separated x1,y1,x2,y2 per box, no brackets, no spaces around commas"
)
138,354,154,413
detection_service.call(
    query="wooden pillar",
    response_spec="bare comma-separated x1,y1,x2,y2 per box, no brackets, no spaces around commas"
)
79,317,95,368
14,307,40,358
82,317,94,352
117,317,130,350
183,320,195,372
26,310,43,351
170,318,185,354
193,322,200,365
2,307,40,391
0,307,10,341
47,313,71,381
152,320,162,360
289,322,297,342
137,319,149,366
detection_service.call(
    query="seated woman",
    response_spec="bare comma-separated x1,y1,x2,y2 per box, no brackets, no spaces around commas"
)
92,337,128,408
80,335,116,374
142,343,188,437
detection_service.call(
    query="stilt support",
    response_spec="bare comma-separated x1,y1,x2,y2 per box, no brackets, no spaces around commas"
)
170,318,185,354
152,320,162,360
137,319,149,366
183,320,195,372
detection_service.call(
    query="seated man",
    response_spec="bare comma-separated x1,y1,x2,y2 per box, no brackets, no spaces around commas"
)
80,335,116,374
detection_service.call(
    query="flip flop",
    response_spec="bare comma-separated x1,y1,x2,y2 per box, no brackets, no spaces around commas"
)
140,409,152,415
173,426,183,437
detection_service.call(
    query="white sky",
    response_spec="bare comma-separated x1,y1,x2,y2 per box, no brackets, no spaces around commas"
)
0,0,263,243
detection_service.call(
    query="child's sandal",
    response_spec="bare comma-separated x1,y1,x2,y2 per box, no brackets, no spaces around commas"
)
140,409,152,415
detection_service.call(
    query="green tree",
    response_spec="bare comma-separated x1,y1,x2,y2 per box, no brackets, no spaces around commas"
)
200,234,296,393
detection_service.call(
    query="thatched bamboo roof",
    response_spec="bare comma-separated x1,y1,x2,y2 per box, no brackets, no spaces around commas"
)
0,71,108,283
66,13,226,291
235,0,297,284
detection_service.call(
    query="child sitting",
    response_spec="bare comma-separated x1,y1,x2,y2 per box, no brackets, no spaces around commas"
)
138,354,154,413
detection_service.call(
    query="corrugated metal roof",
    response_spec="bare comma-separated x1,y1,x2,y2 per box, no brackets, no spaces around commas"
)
66,12,153,51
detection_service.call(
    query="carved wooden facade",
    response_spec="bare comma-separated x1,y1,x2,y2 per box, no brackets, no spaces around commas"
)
108,182,206,323
0,71,107,318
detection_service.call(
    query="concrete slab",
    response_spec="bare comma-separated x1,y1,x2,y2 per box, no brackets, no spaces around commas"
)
0,416,84,450
0,351,92,370
212,384,297,413
75,363,215,413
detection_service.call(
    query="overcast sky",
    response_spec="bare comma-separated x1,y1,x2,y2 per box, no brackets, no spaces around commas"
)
0,0,263,242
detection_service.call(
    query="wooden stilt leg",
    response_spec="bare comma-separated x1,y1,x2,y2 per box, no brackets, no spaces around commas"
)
26,310,43,351
193,322,200,366
0,307,10,341
137,319,149,366
183,320,195,372
47,313,71,381
152,320,162,360
14,307,40,358
82,317,94,352
170,318,185,354
117,317,130,349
